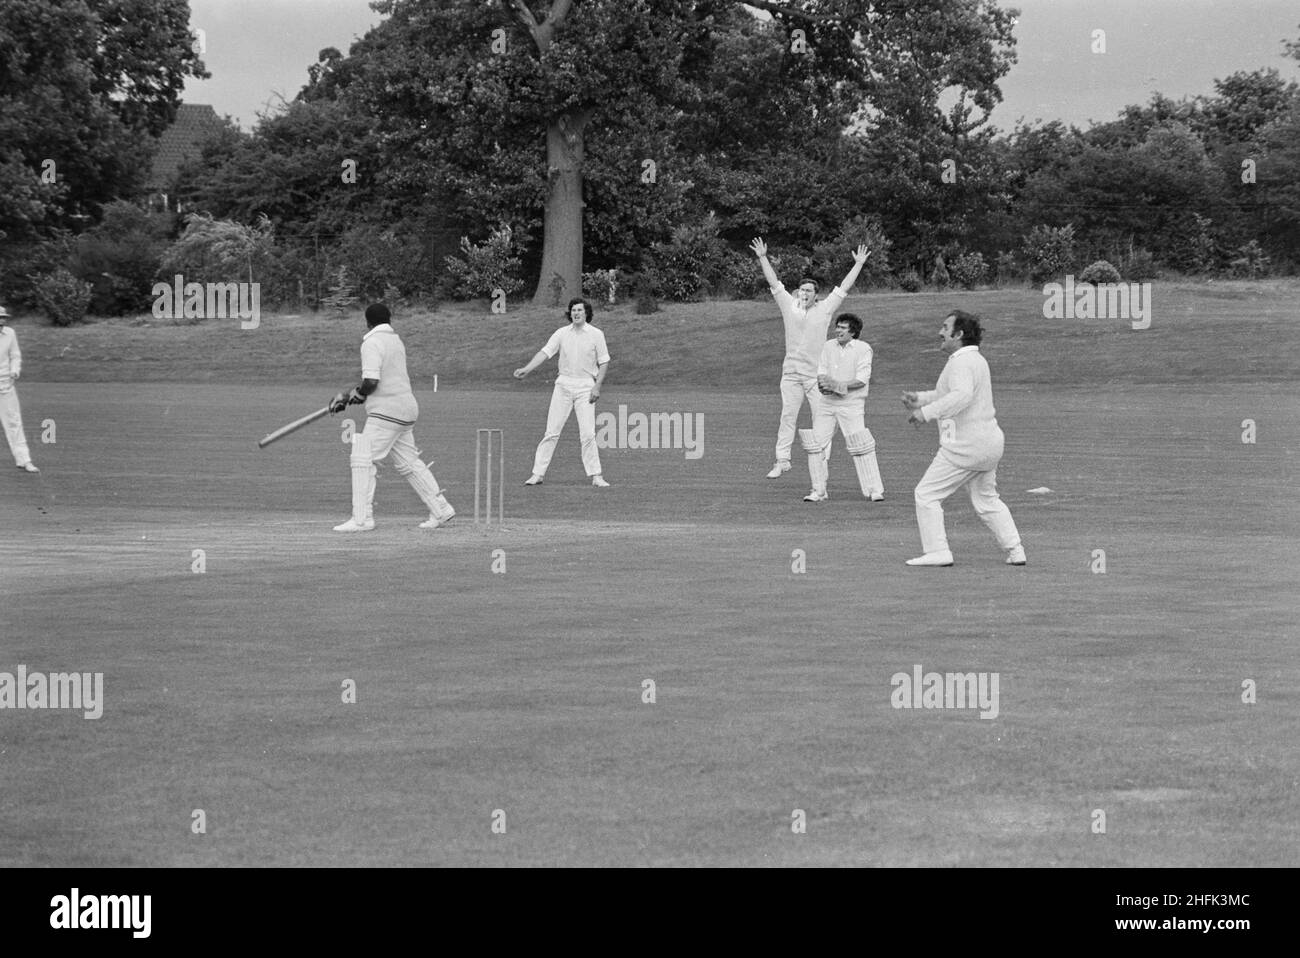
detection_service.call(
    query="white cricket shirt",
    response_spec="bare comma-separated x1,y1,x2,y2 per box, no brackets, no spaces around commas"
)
541,323,609,382
360,324,419,425
817,338,873,398
771,284,847,379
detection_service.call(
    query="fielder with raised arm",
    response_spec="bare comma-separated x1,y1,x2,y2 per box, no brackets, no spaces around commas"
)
750,239,871,479
901,310,1025,567
798,312,885,502
328,303,455,532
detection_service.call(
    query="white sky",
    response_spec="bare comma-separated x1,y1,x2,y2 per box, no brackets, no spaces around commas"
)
182,0,1300,132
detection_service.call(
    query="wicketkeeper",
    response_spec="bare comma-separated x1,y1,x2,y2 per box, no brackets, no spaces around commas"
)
328,303,454,532
799,313,884,502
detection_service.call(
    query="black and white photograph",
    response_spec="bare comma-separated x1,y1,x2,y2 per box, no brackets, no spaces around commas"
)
1,0,1295,905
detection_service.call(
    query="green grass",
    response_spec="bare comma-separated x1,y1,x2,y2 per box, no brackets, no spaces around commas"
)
12,278,1300,387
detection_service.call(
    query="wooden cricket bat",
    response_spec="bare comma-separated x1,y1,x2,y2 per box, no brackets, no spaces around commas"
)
257,406,332,448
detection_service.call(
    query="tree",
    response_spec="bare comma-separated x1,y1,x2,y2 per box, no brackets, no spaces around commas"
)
0,0,207,238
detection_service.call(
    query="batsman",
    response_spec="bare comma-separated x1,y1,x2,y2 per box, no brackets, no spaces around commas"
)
328,303,455,532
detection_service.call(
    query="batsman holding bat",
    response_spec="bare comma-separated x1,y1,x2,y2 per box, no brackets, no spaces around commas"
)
328,303,455,532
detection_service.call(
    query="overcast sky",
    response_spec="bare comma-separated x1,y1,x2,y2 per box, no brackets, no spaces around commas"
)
182,0,1300,132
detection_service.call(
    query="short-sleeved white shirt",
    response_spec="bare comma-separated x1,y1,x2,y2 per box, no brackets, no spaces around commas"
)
817,338,873,397
360,324,418,424
541,323,609,382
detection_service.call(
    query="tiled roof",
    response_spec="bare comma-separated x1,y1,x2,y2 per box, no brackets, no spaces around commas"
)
144,103,227,191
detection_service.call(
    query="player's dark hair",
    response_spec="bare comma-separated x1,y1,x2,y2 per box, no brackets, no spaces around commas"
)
835,313,863,339
799,278,819,292
947,310,982,346
365,303,391,327
567,298,595,324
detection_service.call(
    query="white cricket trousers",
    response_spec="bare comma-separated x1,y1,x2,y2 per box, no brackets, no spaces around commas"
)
914,450,1021,555
531,376,602,478
775,372,821,462
350,416,452,521
0,387,32,466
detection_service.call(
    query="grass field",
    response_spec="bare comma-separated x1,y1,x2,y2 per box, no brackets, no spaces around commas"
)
1,284,1298,866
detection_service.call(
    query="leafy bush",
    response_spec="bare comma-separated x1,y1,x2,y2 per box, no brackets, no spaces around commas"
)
808,215,891,290
160,212,274,286
1121,247,1159,282
897,269,922,292
651,214,729,301
949,251,988,290
71,201,173,316
625,268,662,314
930,254,951,289
30,268,92,326
1229,240,1270,278
1022,224,1077,283
582,268,619,304
441,224,525,299
716,249,767,299
1079,259,1122,285
994,250,1020,287
0,232,75,311
331,224,433,300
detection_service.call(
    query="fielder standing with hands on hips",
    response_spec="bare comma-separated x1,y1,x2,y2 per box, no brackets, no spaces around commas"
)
902,310,1025,567
515,298,611,488
0,305,39,473
328,303,455,532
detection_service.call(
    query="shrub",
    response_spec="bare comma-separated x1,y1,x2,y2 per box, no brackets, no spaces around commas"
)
1229,240,1270,278
949,251,988,290
582,268,619,304
930,254,951,289
651,214,729,301
160,212,274,286
0,232,75,311
30,268,92,326
994,250,1020,287
625,268,662,314
1079,259,1122,285
809,215,891,290
1022,224,1077,283
332,224,432,300
71,201,173,316
897,269,922,292
442,224,525,300
716,249,767,299
320,265,360,313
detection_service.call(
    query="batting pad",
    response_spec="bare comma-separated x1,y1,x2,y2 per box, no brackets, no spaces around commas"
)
396,458,454,520
349,433,376,523
844,430,883,497
798,429,823,455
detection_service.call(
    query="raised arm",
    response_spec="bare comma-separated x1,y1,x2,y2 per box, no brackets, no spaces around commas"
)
838,244,871,292
750,237,783,292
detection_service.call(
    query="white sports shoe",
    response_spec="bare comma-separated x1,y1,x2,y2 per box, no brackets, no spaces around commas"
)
1006,544,1027,565
802,490,828,502
418,513,453,529
524,474,544,486
765,461,791,479
17,462,39,473
333,517,375,532
591,475,610,488
906,550,954,567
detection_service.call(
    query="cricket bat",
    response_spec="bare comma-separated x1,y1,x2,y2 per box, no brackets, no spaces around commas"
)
257,406,332,448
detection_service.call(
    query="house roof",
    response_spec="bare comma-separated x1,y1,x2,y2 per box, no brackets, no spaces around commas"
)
145,103,227,191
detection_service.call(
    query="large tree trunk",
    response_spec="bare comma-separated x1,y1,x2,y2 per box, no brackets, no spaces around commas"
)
533,110,590,305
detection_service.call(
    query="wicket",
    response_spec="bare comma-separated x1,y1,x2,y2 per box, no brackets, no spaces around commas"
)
474,428,504,525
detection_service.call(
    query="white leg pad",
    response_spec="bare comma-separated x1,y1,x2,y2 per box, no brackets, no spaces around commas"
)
397,458,455,520
799,428,828,493
845,429,884,497
350,433,375,523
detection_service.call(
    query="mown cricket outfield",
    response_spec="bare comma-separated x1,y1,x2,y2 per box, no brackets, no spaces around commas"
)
1,285,1297,867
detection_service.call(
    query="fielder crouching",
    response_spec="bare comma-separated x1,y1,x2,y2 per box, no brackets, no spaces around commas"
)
328,303,455,532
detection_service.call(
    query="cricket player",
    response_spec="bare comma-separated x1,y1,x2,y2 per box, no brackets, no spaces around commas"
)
514,298,610,487
902,310,1025,567
0,305,38,473
328,303,455,532
751,238,871,479
799,313,884,502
